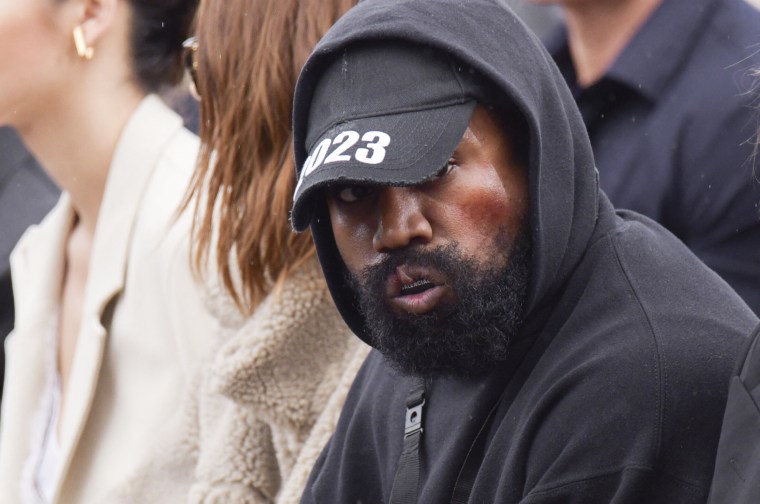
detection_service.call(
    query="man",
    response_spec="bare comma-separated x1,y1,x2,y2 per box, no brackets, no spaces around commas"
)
290,0,757,502
536,0,760,314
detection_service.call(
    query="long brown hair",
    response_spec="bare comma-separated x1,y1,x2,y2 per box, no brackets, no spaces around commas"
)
186,0,356,314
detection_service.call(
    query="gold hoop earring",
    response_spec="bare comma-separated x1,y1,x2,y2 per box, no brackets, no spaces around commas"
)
73,25,94,60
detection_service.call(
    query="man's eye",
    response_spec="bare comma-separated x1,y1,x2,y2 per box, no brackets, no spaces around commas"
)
336,185,375,203
437,159,457,178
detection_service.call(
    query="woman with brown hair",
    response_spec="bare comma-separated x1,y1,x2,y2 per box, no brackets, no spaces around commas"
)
0,0,218,502
175,0,367,501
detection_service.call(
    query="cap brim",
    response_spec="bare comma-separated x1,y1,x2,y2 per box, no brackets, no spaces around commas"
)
291,100,476,231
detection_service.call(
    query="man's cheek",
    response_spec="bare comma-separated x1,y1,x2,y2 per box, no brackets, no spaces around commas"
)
334,232,377,277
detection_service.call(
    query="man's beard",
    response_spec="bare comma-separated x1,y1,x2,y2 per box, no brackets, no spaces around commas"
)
346,228,531,378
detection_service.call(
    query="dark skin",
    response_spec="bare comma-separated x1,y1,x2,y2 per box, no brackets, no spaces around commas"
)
327,104,529,317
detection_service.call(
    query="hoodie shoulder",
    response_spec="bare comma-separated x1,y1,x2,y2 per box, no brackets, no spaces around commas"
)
511,212,754,497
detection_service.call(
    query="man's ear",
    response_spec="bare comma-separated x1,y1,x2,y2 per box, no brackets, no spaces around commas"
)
76,0,119,47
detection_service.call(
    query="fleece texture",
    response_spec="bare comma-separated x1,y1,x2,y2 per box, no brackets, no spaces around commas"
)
106,258,368,503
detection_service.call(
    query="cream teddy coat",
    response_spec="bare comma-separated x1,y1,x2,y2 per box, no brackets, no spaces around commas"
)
110,258,369,503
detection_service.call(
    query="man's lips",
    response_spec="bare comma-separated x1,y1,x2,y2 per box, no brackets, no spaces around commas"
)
386,265,450,315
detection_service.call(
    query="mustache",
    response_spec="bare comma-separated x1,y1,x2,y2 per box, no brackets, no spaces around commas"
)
353,243,462,293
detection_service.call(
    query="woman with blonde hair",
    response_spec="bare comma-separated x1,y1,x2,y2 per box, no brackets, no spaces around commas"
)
0,0,218,502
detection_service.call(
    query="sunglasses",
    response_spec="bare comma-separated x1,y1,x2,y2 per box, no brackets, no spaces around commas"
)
182,36,200,100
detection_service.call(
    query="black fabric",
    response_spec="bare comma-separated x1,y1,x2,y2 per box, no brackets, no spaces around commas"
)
448,305,562,504
709,323,760,503
388,430,422,504
388,378,426,504
545,0,760,315
292,0,759,502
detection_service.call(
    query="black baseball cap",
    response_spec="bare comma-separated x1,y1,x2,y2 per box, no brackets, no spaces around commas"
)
291,41,495,232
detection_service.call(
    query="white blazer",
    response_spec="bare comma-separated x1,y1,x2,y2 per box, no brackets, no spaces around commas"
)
0,96,219,503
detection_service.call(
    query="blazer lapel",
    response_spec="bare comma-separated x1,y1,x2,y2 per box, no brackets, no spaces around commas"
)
54,96,185,492
0,194,72,497
11,193,73,332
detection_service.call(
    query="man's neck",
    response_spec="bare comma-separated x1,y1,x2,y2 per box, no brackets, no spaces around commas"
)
562,0,662,88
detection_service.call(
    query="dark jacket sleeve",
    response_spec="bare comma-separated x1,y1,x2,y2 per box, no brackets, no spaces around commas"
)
708,323,760,504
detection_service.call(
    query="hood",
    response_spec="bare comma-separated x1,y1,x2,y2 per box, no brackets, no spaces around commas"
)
292,0,600,345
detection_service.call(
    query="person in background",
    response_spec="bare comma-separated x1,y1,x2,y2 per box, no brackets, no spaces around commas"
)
506,0,561,38
108,0,368,501
0,0,219,502
288,0,757,501
0,128,59,406
533,0,760,314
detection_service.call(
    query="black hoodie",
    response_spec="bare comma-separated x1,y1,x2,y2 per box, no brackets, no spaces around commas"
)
292,0,758,502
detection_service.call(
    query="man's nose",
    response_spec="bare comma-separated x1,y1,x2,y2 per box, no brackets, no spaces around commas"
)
372,187,433,252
